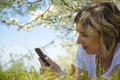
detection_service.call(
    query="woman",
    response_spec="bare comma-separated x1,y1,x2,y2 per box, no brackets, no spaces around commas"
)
74,1,120,79
39,1,120,80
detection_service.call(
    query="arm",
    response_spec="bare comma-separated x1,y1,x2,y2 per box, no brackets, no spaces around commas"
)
39,56,62,74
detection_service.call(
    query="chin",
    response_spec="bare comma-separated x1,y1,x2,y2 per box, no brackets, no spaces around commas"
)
86,50,96,55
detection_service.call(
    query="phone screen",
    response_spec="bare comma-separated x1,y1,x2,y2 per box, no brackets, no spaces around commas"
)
35,48,45,59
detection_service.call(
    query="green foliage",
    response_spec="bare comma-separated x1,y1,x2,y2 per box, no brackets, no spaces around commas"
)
0,60,120,80
7,60,24,72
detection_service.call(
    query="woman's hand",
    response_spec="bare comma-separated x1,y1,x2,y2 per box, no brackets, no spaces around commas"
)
38,56,62,74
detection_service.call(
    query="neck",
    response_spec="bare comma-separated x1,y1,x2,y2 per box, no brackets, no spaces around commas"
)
99,45,116,60
101,51,114,61
99,46,116,70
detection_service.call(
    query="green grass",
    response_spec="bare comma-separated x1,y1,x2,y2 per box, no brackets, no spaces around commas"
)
0,68,120,80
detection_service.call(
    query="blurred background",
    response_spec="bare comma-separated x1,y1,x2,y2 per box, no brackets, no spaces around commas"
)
0,0,120,79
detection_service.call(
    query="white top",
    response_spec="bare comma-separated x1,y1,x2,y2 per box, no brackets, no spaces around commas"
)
74,43,120,78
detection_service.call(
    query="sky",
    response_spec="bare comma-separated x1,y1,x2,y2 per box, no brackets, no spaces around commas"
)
0,0,69,71
0,24,67,71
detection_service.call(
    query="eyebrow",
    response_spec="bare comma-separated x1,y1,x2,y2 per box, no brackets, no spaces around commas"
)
77,29,86,34
78,28,85,33
80,32,88,35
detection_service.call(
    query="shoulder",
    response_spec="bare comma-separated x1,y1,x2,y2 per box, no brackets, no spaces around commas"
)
111,43,120,73
115,42,120,52
113,43,120,63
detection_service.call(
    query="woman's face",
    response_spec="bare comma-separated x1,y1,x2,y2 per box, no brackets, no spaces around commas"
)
77,24,100,55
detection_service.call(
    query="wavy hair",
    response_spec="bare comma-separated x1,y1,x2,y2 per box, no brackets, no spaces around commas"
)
75,1,120,55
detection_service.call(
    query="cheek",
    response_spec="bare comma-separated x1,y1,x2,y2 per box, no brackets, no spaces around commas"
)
87,38,100,54
86,46,100,54
91,42,100,53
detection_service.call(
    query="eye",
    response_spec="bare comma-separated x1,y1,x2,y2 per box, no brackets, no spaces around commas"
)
82,33,89,37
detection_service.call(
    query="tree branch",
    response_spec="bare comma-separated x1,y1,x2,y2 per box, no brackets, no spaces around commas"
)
61,0,74,10
17,0,53,30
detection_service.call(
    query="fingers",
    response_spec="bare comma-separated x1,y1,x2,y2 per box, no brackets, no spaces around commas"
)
45,57,62,73
39,56,61,74
49,65,58,72
45,57,57,65
38,56,54,66
38,58,46,67
46,57,61,67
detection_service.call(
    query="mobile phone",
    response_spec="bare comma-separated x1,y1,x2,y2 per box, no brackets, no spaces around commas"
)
35,48,50,66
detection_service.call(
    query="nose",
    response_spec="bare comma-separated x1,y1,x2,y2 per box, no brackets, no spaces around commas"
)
77,35,84,44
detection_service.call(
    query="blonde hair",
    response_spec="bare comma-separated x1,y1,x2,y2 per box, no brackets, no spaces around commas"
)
75,2,120,55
